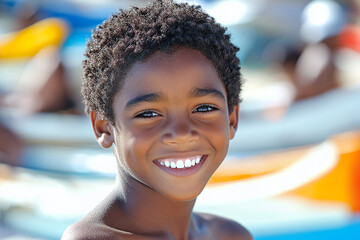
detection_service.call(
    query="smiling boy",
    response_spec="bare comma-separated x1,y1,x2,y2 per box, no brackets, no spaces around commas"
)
62,0,252,239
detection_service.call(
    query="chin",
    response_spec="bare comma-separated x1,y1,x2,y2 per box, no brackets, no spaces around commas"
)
162,187,205,202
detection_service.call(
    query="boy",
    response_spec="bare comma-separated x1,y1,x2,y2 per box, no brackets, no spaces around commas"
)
62,0,252,239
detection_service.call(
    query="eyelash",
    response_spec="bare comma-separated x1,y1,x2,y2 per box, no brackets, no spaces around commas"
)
134,104,218,119
134,110,160,119
192,104,219,113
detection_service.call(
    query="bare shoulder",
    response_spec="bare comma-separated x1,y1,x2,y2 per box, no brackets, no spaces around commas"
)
194,212,253,240
61,219,133,240
61,190,131,240
61,220,115,240
61,221,93,240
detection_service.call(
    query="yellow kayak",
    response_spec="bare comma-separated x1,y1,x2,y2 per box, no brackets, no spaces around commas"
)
0,18,68,59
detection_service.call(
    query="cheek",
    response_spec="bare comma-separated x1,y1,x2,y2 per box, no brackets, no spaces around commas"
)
198,118,230,165
114,131,154,185
201,116,230,143
117,128,155,169
117,124,154,152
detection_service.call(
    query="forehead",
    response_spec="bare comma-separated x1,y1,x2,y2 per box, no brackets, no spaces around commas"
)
121,48,224,95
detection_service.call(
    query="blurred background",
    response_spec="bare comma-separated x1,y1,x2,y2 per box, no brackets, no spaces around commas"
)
0,0,359,239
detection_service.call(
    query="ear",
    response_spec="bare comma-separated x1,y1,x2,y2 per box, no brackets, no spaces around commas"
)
90,111,114,148
229,104,239,140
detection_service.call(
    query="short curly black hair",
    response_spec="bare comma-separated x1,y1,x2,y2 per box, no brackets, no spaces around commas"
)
82,0,242,123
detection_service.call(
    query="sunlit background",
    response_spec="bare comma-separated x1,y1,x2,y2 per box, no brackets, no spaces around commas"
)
0,0,360,239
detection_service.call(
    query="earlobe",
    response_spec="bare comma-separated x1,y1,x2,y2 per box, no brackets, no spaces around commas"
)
90,111,114,148
229,104,239,140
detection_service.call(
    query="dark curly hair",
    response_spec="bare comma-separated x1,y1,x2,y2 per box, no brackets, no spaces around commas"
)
82,0,242,123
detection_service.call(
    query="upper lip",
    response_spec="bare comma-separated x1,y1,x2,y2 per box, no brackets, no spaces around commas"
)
153,152,207,161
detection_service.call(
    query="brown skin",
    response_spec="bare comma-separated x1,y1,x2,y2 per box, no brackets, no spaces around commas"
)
1,47,75,114
62,48,252,240
0,123,23,165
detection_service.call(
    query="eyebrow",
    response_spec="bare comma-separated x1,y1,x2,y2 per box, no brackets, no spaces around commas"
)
189,88,226,101
125,93,165,109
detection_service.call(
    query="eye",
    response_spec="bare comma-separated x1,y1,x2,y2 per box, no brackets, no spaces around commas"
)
134,110,160,119
193,104,218,113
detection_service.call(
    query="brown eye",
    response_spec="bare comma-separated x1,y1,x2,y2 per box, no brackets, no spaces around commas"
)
135,111,160,119
193,105,218,113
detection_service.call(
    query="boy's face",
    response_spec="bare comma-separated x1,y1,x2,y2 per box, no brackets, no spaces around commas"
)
94,48,238,201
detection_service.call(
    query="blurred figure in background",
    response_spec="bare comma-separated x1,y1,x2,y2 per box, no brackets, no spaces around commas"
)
0,1,74,165
283,0,346,101
0,2,74,114
282,36,340,101
0,122,23,165
272,0,360,114
230,0,360,152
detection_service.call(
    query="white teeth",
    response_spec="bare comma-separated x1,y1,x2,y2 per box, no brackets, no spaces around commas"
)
185,159,192,168
176,160,184,169
158,156,204,169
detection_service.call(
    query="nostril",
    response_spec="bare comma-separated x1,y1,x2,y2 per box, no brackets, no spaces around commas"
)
162,133,177,145
189,130,200,142
162,131,199,145
161,117,199,145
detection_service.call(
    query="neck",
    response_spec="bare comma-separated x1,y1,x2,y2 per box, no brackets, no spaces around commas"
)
105,172,197,239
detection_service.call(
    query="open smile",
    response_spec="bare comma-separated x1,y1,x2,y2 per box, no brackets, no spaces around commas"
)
153,155,207,176
156,155,203,169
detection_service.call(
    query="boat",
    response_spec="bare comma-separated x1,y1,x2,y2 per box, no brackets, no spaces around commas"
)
0,131,359,239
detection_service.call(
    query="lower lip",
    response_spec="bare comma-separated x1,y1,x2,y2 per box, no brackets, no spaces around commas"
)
154,155,207,177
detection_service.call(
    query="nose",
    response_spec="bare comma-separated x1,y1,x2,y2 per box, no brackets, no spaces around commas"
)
161,116,199,145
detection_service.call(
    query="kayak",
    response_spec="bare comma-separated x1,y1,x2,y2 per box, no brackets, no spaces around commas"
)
0,18,68,59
